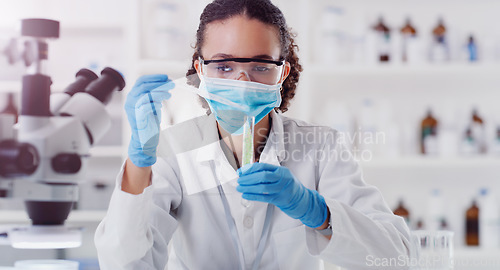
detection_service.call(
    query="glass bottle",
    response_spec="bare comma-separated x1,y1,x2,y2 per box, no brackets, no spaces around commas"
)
416,219,424,230
393,199,410,226
428,189,445,231
471,109,486,153
465,200,479,246
439,218,448,230
373,17,391,62
430,18,449,62
1,93,18,123
400,18,417,62
433,19,446,44
421,109,438,154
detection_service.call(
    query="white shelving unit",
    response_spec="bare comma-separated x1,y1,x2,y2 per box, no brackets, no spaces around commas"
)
0,82,19,93
0,82,69,93
63,1,500,269
137,59,191,72
360,156,500,168
0,210,106,224
306,63,500,76
61,25,124,35
89,146,124,158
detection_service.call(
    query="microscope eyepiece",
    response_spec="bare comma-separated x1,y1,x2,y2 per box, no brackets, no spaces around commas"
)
63,69,98,96
85,67,125,105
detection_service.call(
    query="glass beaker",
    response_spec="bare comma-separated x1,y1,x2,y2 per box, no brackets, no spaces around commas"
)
410,230,454,270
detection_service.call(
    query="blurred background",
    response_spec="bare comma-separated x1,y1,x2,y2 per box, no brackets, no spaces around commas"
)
1,0,500,269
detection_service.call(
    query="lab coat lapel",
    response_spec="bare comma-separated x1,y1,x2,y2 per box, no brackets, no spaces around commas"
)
171,114,237,195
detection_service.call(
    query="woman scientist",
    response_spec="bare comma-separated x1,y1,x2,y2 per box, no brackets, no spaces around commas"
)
95,0,412,269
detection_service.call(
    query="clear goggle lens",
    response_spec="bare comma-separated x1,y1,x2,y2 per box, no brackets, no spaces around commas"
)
200,58,285,85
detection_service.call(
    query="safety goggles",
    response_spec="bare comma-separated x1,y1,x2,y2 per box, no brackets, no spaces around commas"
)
199,57,286,85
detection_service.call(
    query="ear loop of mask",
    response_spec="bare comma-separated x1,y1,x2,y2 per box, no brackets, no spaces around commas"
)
277,62,286,85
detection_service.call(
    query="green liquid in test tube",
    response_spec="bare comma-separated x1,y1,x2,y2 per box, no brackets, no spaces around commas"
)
241,115,255,166
241,115,255,207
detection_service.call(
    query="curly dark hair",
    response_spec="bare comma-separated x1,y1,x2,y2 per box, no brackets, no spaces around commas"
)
186,0,303,113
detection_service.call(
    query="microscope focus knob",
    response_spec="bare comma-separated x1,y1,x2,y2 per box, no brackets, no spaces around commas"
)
51,153,82,174
0,140,38,177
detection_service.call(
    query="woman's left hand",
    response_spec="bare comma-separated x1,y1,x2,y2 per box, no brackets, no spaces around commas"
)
237,162,328,228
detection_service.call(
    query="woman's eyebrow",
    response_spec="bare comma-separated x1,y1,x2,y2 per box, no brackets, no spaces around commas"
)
210,53,275,60
210,53,233,59
252,54,274,60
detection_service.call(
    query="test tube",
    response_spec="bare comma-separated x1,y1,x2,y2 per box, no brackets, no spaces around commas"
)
241,115,255,166
241,115,255,207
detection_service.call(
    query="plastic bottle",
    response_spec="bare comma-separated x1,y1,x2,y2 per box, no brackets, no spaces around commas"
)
427,189,445,231
478,188,499,248
460,127,478,155
1,93,18,123
493,127,500,154
357,99,379,157
320,6,344,64
438,103,460,157
465,200,480,246
467,35,478,62
326,102,353,149
393,199,410,227
400,18,417,63
143,0,187,60
421,109,439,155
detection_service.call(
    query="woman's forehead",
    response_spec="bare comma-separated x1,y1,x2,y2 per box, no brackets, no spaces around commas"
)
202,15,281,60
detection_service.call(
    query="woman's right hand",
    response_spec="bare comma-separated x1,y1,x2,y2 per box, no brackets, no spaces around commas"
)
125,74,174,167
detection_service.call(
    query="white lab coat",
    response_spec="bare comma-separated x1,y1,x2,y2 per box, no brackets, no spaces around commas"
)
95,111,412,270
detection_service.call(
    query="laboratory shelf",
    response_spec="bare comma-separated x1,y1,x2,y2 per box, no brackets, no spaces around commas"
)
305,63,500,76
360,156,500,168
0,81,69,93
0,210,106,224
89,146,124,158
0,82,19,93
0,23,123,34
137,59,192,76
60,24,124,36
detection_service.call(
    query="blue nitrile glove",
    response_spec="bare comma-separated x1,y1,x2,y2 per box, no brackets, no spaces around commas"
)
236,163,328,228
125,74,174,167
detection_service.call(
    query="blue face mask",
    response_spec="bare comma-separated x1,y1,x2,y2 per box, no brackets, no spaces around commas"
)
198,77,282,134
